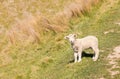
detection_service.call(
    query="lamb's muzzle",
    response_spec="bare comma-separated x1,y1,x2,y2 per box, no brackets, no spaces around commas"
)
65,34,99,63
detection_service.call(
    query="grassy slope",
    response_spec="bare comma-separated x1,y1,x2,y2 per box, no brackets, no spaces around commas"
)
0,0,120,79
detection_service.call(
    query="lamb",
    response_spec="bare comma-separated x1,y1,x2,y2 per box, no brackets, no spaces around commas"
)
64,34,99,63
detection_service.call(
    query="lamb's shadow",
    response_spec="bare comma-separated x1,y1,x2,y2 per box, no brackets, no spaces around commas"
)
69,51,94,63
82,51,94,58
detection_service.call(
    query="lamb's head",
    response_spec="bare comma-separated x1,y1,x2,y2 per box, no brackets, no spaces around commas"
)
64,34,77,43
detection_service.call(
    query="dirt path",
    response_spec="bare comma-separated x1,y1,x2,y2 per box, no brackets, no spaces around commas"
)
107,46,120,78
97,0,120,78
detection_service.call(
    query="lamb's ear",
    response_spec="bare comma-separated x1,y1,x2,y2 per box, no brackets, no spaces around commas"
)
64,36,68,39
73,34,77,38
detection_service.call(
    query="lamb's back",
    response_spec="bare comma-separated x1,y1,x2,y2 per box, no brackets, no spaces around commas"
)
75,36,98,49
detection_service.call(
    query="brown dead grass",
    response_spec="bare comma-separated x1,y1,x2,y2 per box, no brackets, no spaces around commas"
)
61,0,99,18
0,44,12,67
7,0,100,45
41,56,53,65
7,14,67,45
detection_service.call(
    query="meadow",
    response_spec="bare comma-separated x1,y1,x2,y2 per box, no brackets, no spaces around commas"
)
0,0,120,79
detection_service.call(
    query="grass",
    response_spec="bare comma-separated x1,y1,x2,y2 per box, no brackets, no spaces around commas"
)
1,0,100,45
0,0,120,79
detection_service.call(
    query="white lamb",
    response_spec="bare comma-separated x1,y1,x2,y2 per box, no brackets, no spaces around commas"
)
65,34,99,63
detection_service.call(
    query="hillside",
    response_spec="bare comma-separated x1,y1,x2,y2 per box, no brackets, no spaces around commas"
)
0,0,120,79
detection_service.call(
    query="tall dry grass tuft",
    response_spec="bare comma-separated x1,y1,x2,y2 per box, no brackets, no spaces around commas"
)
7,15,42,44
53,0,100,30
56,0,99,20
7,14,66,44
7,0,100,45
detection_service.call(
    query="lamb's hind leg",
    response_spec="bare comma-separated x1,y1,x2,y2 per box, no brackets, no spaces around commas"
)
78,50,82,62
92,47,99,61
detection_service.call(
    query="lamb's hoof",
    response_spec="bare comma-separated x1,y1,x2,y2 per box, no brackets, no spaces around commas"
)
78,61,81,63
92,57,97,61
93,58,98,61
93,59,97,61
92,57,95,60
78,60,81,62
74,61,77,63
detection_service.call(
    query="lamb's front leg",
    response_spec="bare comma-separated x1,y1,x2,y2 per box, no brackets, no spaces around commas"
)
78,51,82,62
74,53,78,63
92,47,99,61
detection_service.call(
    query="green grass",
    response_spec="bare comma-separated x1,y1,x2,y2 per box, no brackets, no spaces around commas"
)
0,0,120,79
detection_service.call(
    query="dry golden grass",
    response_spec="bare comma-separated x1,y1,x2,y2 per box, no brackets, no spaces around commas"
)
7,14,67,44
53,0,100,31
0,44,12,67
63,0,99,18
7,0,100,45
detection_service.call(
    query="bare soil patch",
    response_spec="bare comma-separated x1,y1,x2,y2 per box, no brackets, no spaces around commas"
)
107,46,120,78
